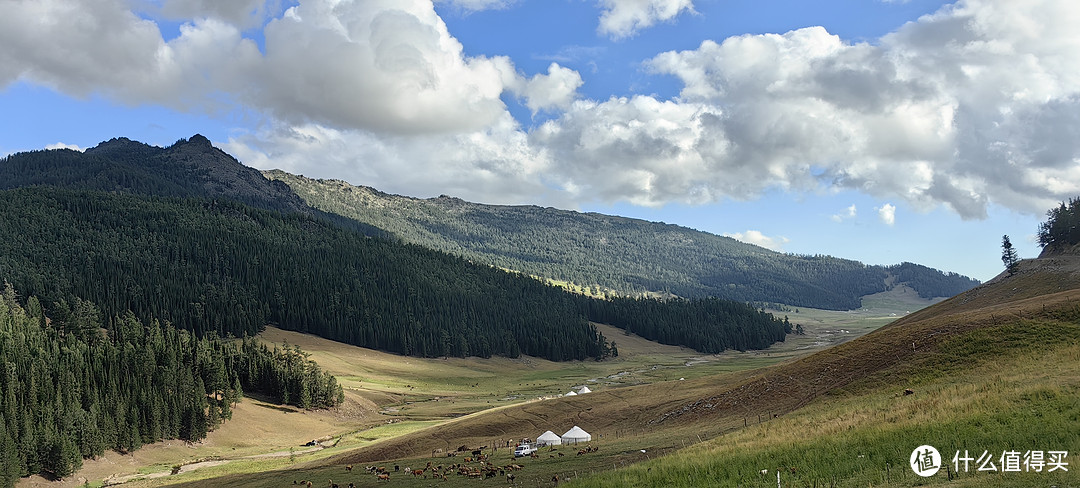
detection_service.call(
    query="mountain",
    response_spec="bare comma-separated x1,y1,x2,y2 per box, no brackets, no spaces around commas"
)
265,171,980,310
0,137,790,360
0,135,385,237
1,135,306,213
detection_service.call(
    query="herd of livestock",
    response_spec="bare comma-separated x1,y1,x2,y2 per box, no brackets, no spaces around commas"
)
292,443,600,485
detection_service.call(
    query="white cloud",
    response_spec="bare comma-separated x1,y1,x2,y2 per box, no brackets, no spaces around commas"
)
723,230,790,251
597,0,695,40
831,204,857,222
5,0,1080,218
223,112,558,206
251,0,523,134
44,142,84,152
150,0,278,29
509,62,584,114
0,0,261,109
877,203,896,226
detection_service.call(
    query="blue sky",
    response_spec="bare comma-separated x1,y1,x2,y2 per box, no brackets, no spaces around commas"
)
3,0,1077,283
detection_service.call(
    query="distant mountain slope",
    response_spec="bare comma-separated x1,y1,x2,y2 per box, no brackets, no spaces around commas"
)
0,137,792,360
266,171,979,309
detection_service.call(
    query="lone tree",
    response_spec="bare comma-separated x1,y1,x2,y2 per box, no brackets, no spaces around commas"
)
1001,234,1020,275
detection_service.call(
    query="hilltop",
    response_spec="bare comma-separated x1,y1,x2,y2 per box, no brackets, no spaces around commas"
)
265,171,979,310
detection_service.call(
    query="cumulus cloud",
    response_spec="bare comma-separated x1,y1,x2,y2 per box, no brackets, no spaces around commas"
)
223,112,557,205
252,0,524,134
576,0,1080,218
5,0,1080,217
723,230,790,251
44,142,84,152
149,0,279,28
831,204,857,222
877,203,896,226
597,0,695,40
508,62,584,114
0,0,260,108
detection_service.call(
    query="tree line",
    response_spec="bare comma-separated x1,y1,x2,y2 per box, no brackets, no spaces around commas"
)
0,284,342,485
0,187,790,362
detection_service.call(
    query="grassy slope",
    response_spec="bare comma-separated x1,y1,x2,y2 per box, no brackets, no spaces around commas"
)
55,266,1072,488
158,256,1078,488
568,256,1080,487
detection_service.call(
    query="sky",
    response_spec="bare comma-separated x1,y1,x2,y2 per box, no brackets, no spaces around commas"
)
3,0,1078,283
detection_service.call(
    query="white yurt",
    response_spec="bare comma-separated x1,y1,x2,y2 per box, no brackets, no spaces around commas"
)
565,390,578,396
536,430,562,446
561,425,592,445
578,386,592,394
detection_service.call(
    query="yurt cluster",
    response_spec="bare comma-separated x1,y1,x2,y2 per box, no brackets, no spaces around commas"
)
536,425,592,446
562,385,592,397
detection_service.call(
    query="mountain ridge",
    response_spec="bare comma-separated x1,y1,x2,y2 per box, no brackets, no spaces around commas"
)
265,170,980,309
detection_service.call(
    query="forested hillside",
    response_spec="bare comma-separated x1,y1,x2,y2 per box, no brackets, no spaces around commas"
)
266,172,980,309
0,285,341,485
0,185,788,360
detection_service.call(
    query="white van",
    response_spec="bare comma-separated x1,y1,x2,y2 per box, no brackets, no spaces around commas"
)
514,443,537,457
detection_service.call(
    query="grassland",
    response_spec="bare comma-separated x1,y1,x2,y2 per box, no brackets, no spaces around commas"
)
149,257,1080,488
18,286,941,488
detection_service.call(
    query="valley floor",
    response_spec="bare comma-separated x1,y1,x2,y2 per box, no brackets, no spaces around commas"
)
18,287,935,488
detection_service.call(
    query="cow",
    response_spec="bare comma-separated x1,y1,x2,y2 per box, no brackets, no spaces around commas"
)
376,473,390,482
412,469,425,478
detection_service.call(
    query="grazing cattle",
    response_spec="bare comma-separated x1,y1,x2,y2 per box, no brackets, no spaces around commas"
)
412,469,425,478
345,465,353,472
376,473,390,482
464,457,473,463
552,475,560,484
507,473,515,482
328,480,338,488
904,388,915,396
557,452,563,457
472,449,482,457
759,469,769,476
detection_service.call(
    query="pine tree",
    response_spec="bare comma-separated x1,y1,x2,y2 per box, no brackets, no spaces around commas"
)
1001,235,1020,275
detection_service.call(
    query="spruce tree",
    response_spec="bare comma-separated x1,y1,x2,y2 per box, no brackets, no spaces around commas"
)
1001,235,1020,275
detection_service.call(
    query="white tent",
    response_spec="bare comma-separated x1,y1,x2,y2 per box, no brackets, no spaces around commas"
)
561,425,592,445
565,390,578,396
578,386,592,394
537,430,562,446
